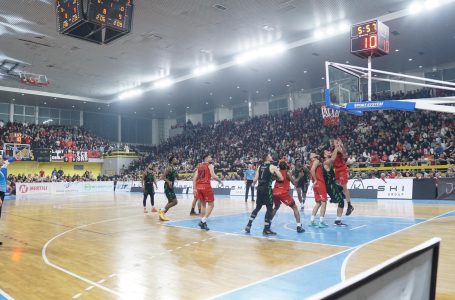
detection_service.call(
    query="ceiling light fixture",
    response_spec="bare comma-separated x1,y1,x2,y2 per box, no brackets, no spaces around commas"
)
118,88,144,100
193,64,216,76
235,43,286,65
314,20,350,39
154,78,173,89
409,2,424,14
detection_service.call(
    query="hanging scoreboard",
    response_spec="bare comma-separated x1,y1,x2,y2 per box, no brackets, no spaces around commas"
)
56,0,83,33
351,20,390,58
55,0,134,44
88,0,133,32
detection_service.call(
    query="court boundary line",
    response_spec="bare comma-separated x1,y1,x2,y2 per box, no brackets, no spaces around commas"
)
207,209,454,300
41,214,143,297
340,208,455,281
206,247,354,300
165,223,348,248
0,288,14,300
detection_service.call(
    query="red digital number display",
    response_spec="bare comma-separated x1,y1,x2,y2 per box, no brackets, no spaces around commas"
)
88,0,132,31
350,20,390,58
56,0,82,32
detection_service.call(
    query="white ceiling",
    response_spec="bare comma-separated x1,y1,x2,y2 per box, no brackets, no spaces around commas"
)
1,0,455,118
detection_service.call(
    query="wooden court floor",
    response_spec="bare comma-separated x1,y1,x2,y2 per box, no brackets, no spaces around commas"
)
0,193,454,300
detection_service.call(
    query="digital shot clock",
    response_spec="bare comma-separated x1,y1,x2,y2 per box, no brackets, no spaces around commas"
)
351,20,390,58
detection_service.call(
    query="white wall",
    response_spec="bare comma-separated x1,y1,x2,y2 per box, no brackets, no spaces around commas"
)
214,107,233,122
293,92,312,110
163,119,177,140
151,119,160,145
186,113,202,125
102,157,138,176
252,101,269,117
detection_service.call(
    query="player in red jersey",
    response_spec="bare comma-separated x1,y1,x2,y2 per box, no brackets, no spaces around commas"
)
193,154,223,231
309,152,328,228
332,138,354,215
271,159,305,233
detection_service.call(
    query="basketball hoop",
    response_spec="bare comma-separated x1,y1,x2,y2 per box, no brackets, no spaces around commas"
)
19,72,50,87
321,105,340,126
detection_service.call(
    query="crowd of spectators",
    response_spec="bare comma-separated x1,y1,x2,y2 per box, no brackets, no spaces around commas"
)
2,87,454,182
0,121,140,155
125,87,455,180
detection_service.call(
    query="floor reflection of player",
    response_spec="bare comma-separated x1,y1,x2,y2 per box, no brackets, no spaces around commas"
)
271,159,305,233
332,139,354,216
323,148,348,226
308,152,328,228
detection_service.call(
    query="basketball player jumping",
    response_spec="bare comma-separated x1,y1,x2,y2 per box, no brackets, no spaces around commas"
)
159,156,179,221
245,153,284,236
323,147,348,226
271,159,305,233
193,154,223,231
309,152,328,228
142,163,158,213
332,139,354,215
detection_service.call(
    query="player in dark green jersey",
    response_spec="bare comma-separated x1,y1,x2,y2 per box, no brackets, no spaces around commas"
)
292,159,310,211
159,156,179,221
142,163,158,213
245,153,284,236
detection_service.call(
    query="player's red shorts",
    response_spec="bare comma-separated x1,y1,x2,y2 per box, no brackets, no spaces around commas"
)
335,166,349,185
196,184,214,202
273,189,295,207
313,180,327,203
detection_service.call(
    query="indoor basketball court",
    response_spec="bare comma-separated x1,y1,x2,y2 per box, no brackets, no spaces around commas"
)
1,0,455,300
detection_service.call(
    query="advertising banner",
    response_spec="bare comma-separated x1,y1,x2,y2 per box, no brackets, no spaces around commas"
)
15,178,414,199
437,178,455,200
347,178,413,199
51,150,89,162
16,182,51,195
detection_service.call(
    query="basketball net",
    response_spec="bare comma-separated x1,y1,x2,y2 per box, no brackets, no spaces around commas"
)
321,105,340,126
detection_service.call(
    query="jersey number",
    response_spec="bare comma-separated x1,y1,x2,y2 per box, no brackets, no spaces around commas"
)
197,170,206,180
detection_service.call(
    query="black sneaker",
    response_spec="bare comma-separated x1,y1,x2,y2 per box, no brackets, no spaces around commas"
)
203,222,210,231
297,226,305,233
190,210,197,216
263,229,277,236
198,221,210,231
346,204,354,216
334,220,348,226
245,225,251,233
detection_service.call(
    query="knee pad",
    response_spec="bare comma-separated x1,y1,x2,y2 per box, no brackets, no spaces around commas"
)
338,200,345,209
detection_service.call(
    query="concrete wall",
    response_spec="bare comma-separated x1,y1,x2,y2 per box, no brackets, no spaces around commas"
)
293,92,312,110
186,113,202,125
252,101,269,117
102,157,138,176
214,107,233,122
163,119,177,141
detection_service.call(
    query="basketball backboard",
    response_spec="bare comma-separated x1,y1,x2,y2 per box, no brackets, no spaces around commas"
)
325,61,455,115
